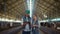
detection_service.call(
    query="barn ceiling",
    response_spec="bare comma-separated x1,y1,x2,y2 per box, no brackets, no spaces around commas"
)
0,0,26,20
0,0,60,20
35,0,60,20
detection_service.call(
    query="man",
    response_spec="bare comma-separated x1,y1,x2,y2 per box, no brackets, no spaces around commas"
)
22,10,31,34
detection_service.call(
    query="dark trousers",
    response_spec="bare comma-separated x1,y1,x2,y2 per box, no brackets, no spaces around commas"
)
22,31,31,34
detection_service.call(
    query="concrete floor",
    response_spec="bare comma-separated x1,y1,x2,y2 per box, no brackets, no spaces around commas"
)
17,30,44,34
0,26,45,34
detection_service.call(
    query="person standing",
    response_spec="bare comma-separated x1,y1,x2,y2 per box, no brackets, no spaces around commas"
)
22,10,31,34
32,15,40,34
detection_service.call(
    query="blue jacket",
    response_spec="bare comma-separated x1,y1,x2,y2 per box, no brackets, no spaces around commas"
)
32,18,40,34
22,16,31,30
23,16,31,22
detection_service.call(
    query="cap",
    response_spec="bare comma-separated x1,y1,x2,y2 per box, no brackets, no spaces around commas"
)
25,10,30,14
